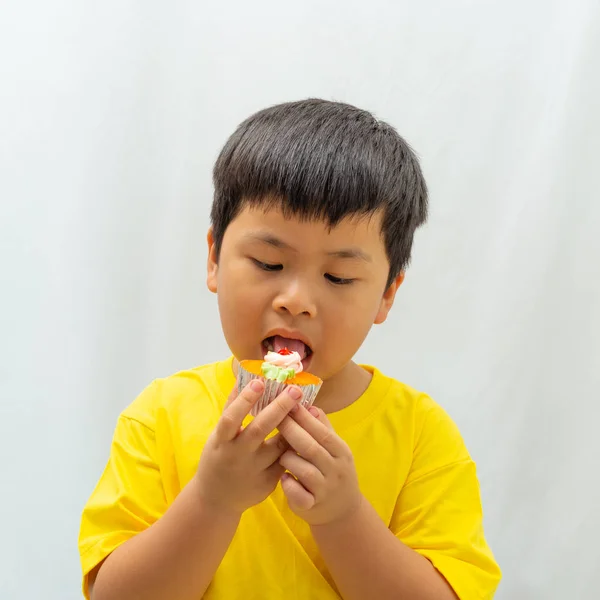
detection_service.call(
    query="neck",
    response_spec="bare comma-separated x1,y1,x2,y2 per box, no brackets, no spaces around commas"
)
314,361,372,414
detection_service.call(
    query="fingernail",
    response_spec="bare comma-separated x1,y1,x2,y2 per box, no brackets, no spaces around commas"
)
287,386,302,401
251,380,264,393
309,406,319,418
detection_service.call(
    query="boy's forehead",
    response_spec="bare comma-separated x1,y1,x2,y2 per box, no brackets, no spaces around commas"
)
233,203,385,242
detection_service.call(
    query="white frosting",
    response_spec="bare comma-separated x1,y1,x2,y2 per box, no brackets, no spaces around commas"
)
263,350,304,373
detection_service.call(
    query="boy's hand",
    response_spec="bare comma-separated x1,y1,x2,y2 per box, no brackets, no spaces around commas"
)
278,405,363,526
194,380,303,516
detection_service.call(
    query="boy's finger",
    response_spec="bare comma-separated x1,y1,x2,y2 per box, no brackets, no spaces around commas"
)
258,433,289,468
307,406,334,430
281,472,315,512
265,461,287,487
278,415,331,473
216,380,264,441
279,449,324,492
238,386,303,450
286,405,346,458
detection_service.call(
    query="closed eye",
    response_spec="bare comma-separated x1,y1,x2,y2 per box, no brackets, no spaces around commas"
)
252,259,282,272
325,273,355,285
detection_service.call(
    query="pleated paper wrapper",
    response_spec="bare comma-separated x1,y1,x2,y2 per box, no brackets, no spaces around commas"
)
236,364,322,417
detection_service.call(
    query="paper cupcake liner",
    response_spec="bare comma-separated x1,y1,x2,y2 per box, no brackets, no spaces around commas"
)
237,365,322,417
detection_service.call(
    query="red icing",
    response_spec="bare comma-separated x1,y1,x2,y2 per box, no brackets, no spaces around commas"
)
277,348,293,355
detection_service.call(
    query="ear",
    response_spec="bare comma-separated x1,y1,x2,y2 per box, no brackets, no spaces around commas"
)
374,272,404,325
206,227,218,294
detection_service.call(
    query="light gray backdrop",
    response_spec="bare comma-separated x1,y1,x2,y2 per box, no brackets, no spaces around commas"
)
1,1,599,598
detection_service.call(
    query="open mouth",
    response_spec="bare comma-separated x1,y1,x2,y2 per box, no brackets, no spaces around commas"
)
262,335,313,362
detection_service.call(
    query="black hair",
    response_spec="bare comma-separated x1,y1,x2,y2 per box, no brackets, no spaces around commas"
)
211,98,428,287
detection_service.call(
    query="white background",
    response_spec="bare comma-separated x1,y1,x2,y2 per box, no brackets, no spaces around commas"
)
1,1,599,598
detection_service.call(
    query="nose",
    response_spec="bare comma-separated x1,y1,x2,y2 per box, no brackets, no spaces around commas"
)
273,278,317,318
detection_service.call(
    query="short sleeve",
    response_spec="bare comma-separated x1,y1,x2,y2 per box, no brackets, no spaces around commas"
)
78,384,167,599
390,396,501,599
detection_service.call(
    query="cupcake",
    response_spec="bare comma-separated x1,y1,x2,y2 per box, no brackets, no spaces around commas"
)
237,348,322,416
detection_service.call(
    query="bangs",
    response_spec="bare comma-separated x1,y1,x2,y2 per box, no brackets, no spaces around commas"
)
211,99,428,282
213,101,395,225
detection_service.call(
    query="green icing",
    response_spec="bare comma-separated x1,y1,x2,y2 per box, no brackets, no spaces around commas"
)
261,363,296,383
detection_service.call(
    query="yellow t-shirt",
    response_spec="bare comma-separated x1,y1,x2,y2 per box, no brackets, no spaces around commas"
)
79,358,501,599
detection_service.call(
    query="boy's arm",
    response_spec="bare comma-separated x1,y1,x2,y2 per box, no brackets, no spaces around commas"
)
90,475,240,600
310,498,457,600
278,404,491,600
84,381,303,600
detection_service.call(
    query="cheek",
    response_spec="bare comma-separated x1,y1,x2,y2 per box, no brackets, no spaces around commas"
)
322,291,381,343
219,283,261,326
216,265,267,336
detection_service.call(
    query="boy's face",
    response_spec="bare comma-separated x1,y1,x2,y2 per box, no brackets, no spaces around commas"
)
207,203,403,382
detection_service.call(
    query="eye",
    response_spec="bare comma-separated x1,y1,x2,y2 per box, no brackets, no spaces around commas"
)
252,259,282,272
325,273,355,285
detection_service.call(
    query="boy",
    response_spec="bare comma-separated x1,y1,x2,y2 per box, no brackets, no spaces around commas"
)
79,99,501,599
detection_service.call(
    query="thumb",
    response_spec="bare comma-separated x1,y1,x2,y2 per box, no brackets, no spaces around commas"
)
308,405,334,430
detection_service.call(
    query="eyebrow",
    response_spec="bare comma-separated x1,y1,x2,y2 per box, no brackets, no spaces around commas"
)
245,232,292,250
243,232,372,262
327,248,372,262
